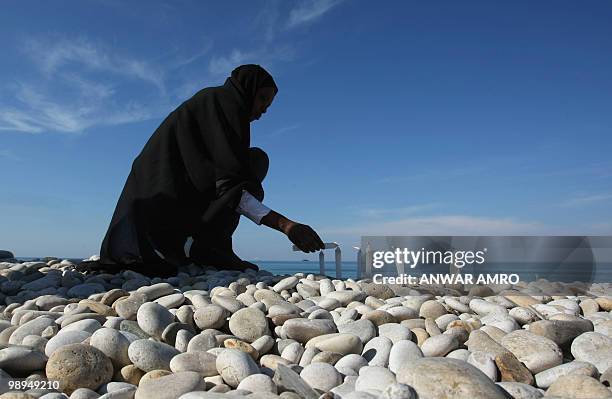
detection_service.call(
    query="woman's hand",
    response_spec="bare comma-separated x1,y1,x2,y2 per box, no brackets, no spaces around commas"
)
260,210,325,253
284,221,325,253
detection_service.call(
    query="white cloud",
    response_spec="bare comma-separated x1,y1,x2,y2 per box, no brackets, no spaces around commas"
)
351,203,441,218
0,36,194,134
207,45,295,78
287,0,344,28
324,215,550,236
0,83,152,134
561,193,612,207
24,37,166,92
265,124,300,138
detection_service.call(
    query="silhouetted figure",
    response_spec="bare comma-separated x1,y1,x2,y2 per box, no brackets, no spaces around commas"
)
85,65,323,277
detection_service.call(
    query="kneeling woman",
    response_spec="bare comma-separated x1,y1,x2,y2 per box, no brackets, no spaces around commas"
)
91,64,324,276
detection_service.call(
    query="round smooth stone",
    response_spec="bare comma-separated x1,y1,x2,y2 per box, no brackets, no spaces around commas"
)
115,293,148,320
388,341,423,374
45,330,91,357
228,308,269,343
500,330,562,374
89,328,133,368
0,346,47,374
61,319,102,335
137,283,176,301
134,371,206,399
335,354,369,374
570,332,612,373
70,388,102,399
300,362,343,392
355,366,396,392
381,383,418,399
9,316,57,345
170,352,217,376
362,337,393,367
338,319,377,344
236,373,277,394
305,333,362,355
128,339,180,372
419,300,448,319
396,358,509,399
155,293,185,309
534,361,597,389
137,302,175,338
282,318,337,343
495,382,543,399
421,334,458,357
193,305,228,330
46,343,113,395
187,332,217,353
378,323,412,344
215,349,260,388
546,374,612,399
467,351,497,381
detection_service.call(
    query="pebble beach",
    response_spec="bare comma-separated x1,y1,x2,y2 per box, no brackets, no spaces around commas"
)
0,254,611,399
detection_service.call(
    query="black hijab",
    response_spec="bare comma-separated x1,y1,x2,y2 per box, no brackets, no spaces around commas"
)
99,64,278,266
230,64,279,112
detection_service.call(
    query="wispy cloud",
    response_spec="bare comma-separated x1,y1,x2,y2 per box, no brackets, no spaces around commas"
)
287,0,344,28
208,45,296,77
350,203,441,218
561,193,612,207
0,36,199,134
324,215,550,236
265,124,300,138
0,82,152,134
24,37,166,92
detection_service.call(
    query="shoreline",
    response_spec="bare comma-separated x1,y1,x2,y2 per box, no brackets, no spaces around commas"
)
0,257,610,398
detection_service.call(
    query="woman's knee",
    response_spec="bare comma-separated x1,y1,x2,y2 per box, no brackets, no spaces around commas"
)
249,147,269,183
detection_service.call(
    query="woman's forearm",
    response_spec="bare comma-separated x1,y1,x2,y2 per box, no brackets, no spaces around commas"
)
260,210,295,235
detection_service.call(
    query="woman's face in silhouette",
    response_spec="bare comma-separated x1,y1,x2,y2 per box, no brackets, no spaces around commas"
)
250,87,276,122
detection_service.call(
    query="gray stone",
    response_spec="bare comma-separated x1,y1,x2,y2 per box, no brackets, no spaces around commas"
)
90,328,131,368
127,339,180,372
0,346,48,374
396,358,509,399
134,371,206,399
170,351,217,376
570,332,612,373
9,316,57,345
337,319,376,344
355,366,396,392
362,336,393,367
45,330,91,356
193,305,228,330
495,382,542,399
216,349,260,388
136,302,175,338
282,318,337,343
228,308,269,343
378,323,412,343
421,334,458,357
300,362,343,392
46,344,113,395
388,340,423,374
500,330,562,374
236,373,277,394
381,383,418,399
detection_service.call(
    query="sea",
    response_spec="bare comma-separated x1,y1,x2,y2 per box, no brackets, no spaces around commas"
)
14,258,612,283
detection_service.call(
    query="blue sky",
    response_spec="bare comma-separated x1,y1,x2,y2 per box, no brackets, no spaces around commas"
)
1,0,611,260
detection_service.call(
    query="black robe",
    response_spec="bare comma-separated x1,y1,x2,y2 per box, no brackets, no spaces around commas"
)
100,66,275,267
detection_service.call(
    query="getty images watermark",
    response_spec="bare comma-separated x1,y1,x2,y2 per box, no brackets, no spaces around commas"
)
359,236,611,290
370,246,520,285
